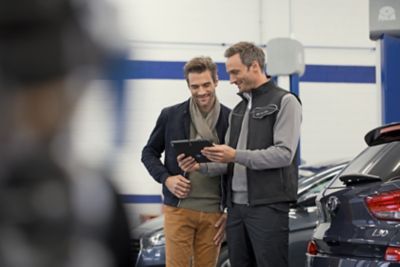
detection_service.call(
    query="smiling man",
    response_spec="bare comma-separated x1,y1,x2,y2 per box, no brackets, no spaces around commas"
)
178,42,302,267
141,56,231,267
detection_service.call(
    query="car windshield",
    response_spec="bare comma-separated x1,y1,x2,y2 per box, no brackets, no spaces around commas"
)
330,142,400,188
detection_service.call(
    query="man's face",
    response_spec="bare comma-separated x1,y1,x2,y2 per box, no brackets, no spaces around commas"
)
187,70,217,113
225,53,256,93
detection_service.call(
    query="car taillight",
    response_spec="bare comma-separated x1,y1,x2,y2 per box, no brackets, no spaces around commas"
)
365,190,400,221
307,240,318,255
385,247,400,261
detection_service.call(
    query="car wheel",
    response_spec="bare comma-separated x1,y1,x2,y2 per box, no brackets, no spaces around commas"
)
216,246,230,267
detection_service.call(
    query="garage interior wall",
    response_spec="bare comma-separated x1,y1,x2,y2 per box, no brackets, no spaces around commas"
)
69,0,380,227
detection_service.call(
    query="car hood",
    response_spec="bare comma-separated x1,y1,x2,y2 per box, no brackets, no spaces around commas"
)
131,215,164,239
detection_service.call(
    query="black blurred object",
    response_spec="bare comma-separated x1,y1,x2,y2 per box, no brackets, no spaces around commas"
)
0,0,101,85
0,150,72,267
0,0,132,266
0,148,133,267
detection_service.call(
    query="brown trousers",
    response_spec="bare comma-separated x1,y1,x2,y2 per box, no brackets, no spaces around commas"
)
164,205,222,267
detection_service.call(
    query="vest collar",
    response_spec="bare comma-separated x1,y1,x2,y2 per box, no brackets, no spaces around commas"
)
237,79,276,100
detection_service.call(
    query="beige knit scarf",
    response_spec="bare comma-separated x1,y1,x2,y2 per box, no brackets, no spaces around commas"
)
189,97,220,144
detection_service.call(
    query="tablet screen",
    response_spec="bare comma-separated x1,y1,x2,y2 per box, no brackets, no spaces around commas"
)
171,139,213,163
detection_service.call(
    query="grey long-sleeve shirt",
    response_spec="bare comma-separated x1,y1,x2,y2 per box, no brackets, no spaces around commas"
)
201,93,302,203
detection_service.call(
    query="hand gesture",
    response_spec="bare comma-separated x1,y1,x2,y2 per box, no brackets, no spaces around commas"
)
201,144,236,163
213,213,227,246
177,154,200,172
165,175,191,199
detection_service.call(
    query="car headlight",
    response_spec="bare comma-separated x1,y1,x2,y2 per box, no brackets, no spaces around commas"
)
141,229,165,250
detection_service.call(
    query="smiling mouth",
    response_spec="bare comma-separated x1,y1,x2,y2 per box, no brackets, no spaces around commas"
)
197,94,210,99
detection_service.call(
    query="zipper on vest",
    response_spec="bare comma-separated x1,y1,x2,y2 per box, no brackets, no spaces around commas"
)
219,175,224,211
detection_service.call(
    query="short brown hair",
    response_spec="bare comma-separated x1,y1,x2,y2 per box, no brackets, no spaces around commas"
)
183,56,218,83
224,42,265,70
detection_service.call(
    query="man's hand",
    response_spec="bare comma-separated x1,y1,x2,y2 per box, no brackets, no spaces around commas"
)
202,144,236,163
177,154,200,172
213,213,227,246
165,175,191,199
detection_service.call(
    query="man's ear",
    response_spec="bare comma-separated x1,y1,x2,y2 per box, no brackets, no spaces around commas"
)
251,60,259,71
251,60,263,73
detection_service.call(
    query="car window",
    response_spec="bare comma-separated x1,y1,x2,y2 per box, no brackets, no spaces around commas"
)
297,172,338,203
330,142,400,187
368,143,400,180
299,164,346,190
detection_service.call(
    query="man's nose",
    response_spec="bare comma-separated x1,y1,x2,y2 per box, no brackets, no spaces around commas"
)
198,86,207,94
229,75,236,84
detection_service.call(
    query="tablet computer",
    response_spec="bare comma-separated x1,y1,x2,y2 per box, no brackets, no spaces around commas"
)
171,139,213,163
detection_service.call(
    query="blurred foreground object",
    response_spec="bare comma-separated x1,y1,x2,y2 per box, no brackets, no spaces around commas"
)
0,0,131,267
0,0,124,85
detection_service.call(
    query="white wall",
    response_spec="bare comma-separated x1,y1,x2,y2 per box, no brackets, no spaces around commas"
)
117,0,263,44
71,0,381,227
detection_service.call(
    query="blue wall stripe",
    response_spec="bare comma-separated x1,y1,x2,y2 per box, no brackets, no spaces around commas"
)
301,65,375,84
122,60,375,84
120,194,162,204
125,60,185,80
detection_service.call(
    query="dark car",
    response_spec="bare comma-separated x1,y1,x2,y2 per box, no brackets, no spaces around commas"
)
131,161,348,267
307,122,400,266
